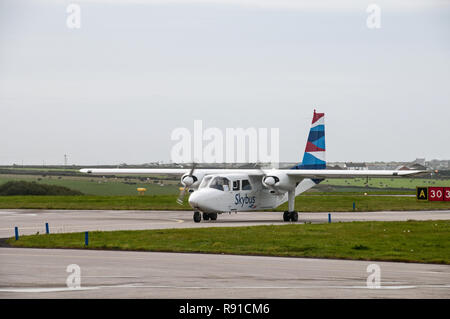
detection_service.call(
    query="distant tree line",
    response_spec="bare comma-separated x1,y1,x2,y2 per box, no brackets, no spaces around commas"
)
0,169,81,177
0,181,83,196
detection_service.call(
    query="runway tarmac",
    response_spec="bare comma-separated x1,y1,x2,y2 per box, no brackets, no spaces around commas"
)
1,209,449,298
1,209,450,238
0,247,449,298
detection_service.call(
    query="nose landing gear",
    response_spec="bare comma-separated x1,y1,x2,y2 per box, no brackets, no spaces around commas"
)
193,211,201,223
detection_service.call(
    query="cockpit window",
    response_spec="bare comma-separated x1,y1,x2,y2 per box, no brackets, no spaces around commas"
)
241,179,252,190
209,177,230,191
199,176,212,189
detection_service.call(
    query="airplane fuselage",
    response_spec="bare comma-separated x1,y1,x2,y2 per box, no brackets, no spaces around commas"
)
188,174,287,213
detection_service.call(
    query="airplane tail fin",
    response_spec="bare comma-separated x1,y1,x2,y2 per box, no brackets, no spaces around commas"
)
292,110,326,170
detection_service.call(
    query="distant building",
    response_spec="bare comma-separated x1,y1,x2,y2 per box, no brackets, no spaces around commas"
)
425,159,448,170
344,162,368,170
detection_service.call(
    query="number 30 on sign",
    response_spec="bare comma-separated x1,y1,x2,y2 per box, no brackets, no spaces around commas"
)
429,187,444,201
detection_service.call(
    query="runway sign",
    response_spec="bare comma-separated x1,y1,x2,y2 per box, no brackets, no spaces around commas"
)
444,187,450,201
428,187,444,201
416,187,428,200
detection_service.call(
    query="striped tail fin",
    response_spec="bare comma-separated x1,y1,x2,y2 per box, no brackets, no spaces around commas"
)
293,110,326,170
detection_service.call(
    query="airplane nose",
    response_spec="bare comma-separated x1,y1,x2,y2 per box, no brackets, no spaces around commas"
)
188,189,215,211
188,191,200,208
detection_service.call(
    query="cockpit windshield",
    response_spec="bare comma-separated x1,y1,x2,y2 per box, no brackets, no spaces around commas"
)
199,176,213,189
209,177,231,192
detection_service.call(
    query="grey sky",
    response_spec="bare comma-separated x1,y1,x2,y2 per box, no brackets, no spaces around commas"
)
1,0,449,165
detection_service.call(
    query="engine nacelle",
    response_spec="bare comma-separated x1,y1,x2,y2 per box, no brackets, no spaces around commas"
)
262,174,296,192
181,172,205,189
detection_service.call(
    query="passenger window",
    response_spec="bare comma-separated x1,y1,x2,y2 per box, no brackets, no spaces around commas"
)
242,179,252,190
232,180,240,191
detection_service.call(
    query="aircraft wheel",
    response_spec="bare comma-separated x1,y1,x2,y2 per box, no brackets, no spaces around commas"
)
283,211,290,222
203,212,210,221
210,213,217,221
290,211,298,222
193,211,201,223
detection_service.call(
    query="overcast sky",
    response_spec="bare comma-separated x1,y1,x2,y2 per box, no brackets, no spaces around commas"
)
1,0,449,165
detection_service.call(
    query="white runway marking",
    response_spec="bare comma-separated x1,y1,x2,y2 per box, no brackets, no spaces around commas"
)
0,287,99,293
0,212,17,215
0,283,141,293
0,212,36,217
130,285,421,290
2,284,449,293
0,219,184,232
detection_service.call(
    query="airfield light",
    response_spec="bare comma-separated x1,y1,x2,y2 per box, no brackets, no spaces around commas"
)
137,188,147,195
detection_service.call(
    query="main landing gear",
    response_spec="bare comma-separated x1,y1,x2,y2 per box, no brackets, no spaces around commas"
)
283,211,298,222
283,189,298,222
193,211,217,223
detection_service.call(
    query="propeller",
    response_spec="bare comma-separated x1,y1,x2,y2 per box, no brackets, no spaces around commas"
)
176,163,197,205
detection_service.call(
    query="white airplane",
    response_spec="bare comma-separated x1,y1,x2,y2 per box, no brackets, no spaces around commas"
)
80,110,424,223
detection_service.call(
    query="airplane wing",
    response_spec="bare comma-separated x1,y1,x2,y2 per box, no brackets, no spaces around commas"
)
79,168,266,176
80,168,426,178
285,169,426,179
80,168,190,175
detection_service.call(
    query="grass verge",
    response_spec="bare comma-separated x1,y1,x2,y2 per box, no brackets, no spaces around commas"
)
7,220,450,264
0,195,449,211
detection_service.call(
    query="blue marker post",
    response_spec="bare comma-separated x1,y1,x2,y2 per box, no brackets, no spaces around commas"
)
15,227,19,241
85,231,89,246
45,223,49,234
353,202,356,211
328,213,331,223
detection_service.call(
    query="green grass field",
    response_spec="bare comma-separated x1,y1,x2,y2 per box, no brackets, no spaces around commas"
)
0,194,449,211
7,220,450,264
0,195,190,210
322,177,450,189
1,172,449,196
0,174,179,196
